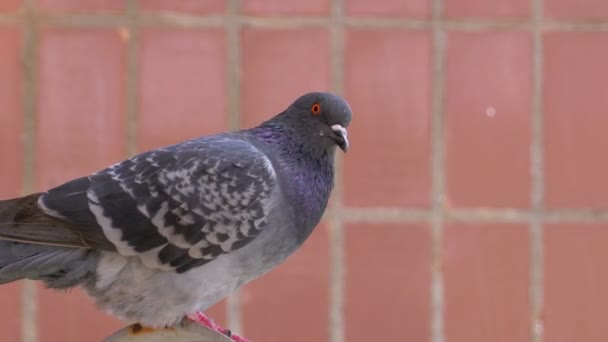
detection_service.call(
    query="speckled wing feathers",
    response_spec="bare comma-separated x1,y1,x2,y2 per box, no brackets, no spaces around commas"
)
40,135,276,273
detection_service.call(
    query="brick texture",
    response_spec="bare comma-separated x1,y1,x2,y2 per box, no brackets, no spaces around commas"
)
0,0,20,12
0,283,20,342
545,0,608,19
443,224,530,342
345,0,430,17
344,30,431,208
37,0,124,12
242,0,329,15
445,0,530,18
0,28,23,198
545,224,608,342
0,28,22,342
445,32,531,208
138,29,227,151
544,32,608,209
140,0,226,14
345,223,431,342
241,29,330,127
37,29,127,189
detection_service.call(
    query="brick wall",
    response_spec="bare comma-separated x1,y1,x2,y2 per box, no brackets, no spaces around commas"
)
0,0,607,342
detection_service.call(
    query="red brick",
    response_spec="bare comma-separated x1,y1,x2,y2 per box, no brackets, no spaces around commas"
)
138,29,227,152
445,32,531,208
38,288,123,342
344,30,431,207
140,0,225,14
545,224,608,342
0,29,22,198
443,223,529,342
0,28,23,342
242,0,329,15
0,0,20,12
0,283,21,342
544,33,608,208
241,29,330,128
545,0,608,19
445,0,529,18
345,223,431,342
345,0,429,17
241,224,329,342
38,0,124,12
37,29,126,190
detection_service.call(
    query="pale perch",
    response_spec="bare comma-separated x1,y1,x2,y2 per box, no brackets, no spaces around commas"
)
103,321,234,342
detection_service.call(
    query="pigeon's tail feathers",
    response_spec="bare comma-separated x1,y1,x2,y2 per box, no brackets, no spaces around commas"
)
0,240,99,289
0,195,101,288
0,193,93,248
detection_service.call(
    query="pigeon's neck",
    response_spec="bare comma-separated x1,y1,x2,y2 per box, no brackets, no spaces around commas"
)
249,121,334,240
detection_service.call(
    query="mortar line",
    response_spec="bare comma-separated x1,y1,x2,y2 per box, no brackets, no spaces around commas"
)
225,0,242,335
226,2,242,134
530,0,544,340
19,1,38,342
430,0,446,341
443,21,531,31
34,13,130,27
138,14,225,28
340,207,608,219
241,16,330,29
543,21,608,31
31,15,527,31
542,211,608,222
0,14,20,25
329,1,345,341
125,0,139,157
339,208,432,222
11,11,608,31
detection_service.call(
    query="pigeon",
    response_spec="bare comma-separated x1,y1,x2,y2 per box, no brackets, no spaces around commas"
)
0,92,351,340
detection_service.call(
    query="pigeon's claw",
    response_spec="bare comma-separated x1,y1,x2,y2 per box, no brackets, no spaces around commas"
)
187,311,252,342
229,334,252,342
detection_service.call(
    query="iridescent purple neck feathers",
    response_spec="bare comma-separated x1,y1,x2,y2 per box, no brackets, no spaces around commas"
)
247,121,335,241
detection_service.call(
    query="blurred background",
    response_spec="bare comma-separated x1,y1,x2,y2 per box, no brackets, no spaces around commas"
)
0,0,607,341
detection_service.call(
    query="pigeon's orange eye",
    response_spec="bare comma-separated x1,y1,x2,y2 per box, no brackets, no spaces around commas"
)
311,103,321,116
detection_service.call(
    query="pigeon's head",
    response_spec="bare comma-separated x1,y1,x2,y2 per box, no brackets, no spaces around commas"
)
281,92,352,153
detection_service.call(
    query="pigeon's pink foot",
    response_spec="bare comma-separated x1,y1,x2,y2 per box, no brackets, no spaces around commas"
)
187,311,252,342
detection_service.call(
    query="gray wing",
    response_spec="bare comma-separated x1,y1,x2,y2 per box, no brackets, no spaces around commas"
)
39,135,277,273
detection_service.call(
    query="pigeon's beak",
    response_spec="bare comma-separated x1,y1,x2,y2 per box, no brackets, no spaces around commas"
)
331,124,349,152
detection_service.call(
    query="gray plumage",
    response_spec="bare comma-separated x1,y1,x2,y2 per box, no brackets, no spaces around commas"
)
0,92,352,327
0,241,97,289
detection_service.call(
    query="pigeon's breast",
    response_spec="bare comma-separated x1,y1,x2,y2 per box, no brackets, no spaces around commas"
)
274,157,334,242
87,250,246,327
86,198,299,328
